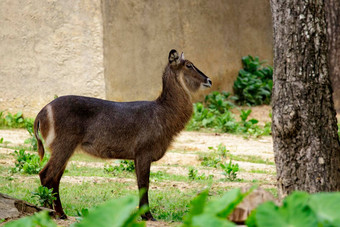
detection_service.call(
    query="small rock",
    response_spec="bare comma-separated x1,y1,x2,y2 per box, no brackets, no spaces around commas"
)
229,186,277,224
0,193,55,220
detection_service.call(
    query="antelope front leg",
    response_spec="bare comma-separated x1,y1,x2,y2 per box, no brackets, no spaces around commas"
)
134,157,155,221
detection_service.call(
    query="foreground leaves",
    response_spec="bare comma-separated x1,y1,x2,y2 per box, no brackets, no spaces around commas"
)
74,195,146,227
5,195,146,227
182,188,252,227
247,191,340,227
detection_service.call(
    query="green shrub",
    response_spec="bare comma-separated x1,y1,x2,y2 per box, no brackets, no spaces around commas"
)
0,111,33,129
186,103,216,131
24,118,38,151
0,111,38,151
187,101,271,137
10,149,48,174
201,156,221,168
188,167,212,181
104,160,135,175
220,160,239,182
31,186,57,208
207,144,230,158
205,91,235,114
233,56,273,106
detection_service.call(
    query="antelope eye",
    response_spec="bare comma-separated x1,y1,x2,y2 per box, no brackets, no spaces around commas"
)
186,64,193,69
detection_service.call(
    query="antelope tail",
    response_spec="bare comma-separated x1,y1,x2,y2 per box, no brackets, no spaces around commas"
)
34,118,45,161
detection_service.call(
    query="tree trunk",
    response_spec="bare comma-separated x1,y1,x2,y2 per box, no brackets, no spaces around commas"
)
270,0,340,198
325,0,340,112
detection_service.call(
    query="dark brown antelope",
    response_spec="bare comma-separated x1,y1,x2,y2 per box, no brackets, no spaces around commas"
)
34,49,212,220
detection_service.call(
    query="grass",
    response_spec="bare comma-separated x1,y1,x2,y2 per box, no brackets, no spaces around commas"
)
0,173,238,222
0,127,277,224
246,169,276,175
229,154,275,165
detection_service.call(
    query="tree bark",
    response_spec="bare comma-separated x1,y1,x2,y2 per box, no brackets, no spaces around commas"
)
270,0,340,198
325,0,340,112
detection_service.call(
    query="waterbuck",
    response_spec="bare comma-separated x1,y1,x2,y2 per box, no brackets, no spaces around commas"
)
34,49,212,220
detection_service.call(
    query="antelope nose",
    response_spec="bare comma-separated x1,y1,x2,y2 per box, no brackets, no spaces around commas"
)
205,78,212,87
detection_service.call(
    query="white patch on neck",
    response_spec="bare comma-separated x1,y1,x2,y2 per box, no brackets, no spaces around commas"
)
179,72,192,100
45,105,56,148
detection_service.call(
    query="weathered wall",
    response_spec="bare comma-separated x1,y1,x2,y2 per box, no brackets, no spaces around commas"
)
0,0,104,117
0,0,273,117
102,0,273,102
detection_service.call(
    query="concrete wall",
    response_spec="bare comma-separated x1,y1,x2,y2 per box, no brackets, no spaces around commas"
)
0,0,273,116
103,0,273,102
0,0,104,116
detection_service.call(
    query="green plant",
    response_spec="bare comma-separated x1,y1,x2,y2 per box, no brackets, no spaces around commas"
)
0,137,3,144
238,110,259,132
104,160,135,175
238,109,271,138
201,156,221,168
188,167,212,181
182,188,252,227
31,186,57,208
233,55,273,106
75,208,90,222
10,149,48,174
205,91,235,114
246,191,340,227
215,111,239,133
4,211,56,227
186,93,272,137
208,144,229,158
74,195,146,227
186,103,216,131
220,160,239,181
0,111,29,128
24,118,38,151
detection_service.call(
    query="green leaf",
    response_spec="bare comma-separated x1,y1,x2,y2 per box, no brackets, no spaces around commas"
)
75,196,144,227
182,190,209,225
309,192,340,226
191,213,235,227
5,211,56,227
254,192,318,227
205,188,242,217
249,119,259,124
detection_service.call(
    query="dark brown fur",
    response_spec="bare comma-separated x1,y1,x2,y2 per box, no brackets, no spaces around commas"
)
34,50,211,220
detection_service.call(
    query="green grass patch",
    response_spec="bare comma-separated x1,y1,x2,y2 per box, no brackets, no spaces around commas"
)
61,181,137,216
246,169,276,175
150,188,194,222
229,154,274,165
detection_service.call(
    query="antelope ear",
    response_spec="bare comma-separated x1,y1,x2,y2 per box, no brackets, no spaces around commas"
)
168,49,180,65
180,52,185,61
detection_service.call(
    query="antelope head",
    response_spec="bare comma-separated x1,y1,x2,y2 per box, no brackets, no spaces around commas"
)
168,49,212,93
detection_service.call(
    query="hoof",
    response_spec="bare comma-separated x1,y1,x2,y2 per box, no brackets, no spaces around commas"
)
141,213,156,221
56,213,68,220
